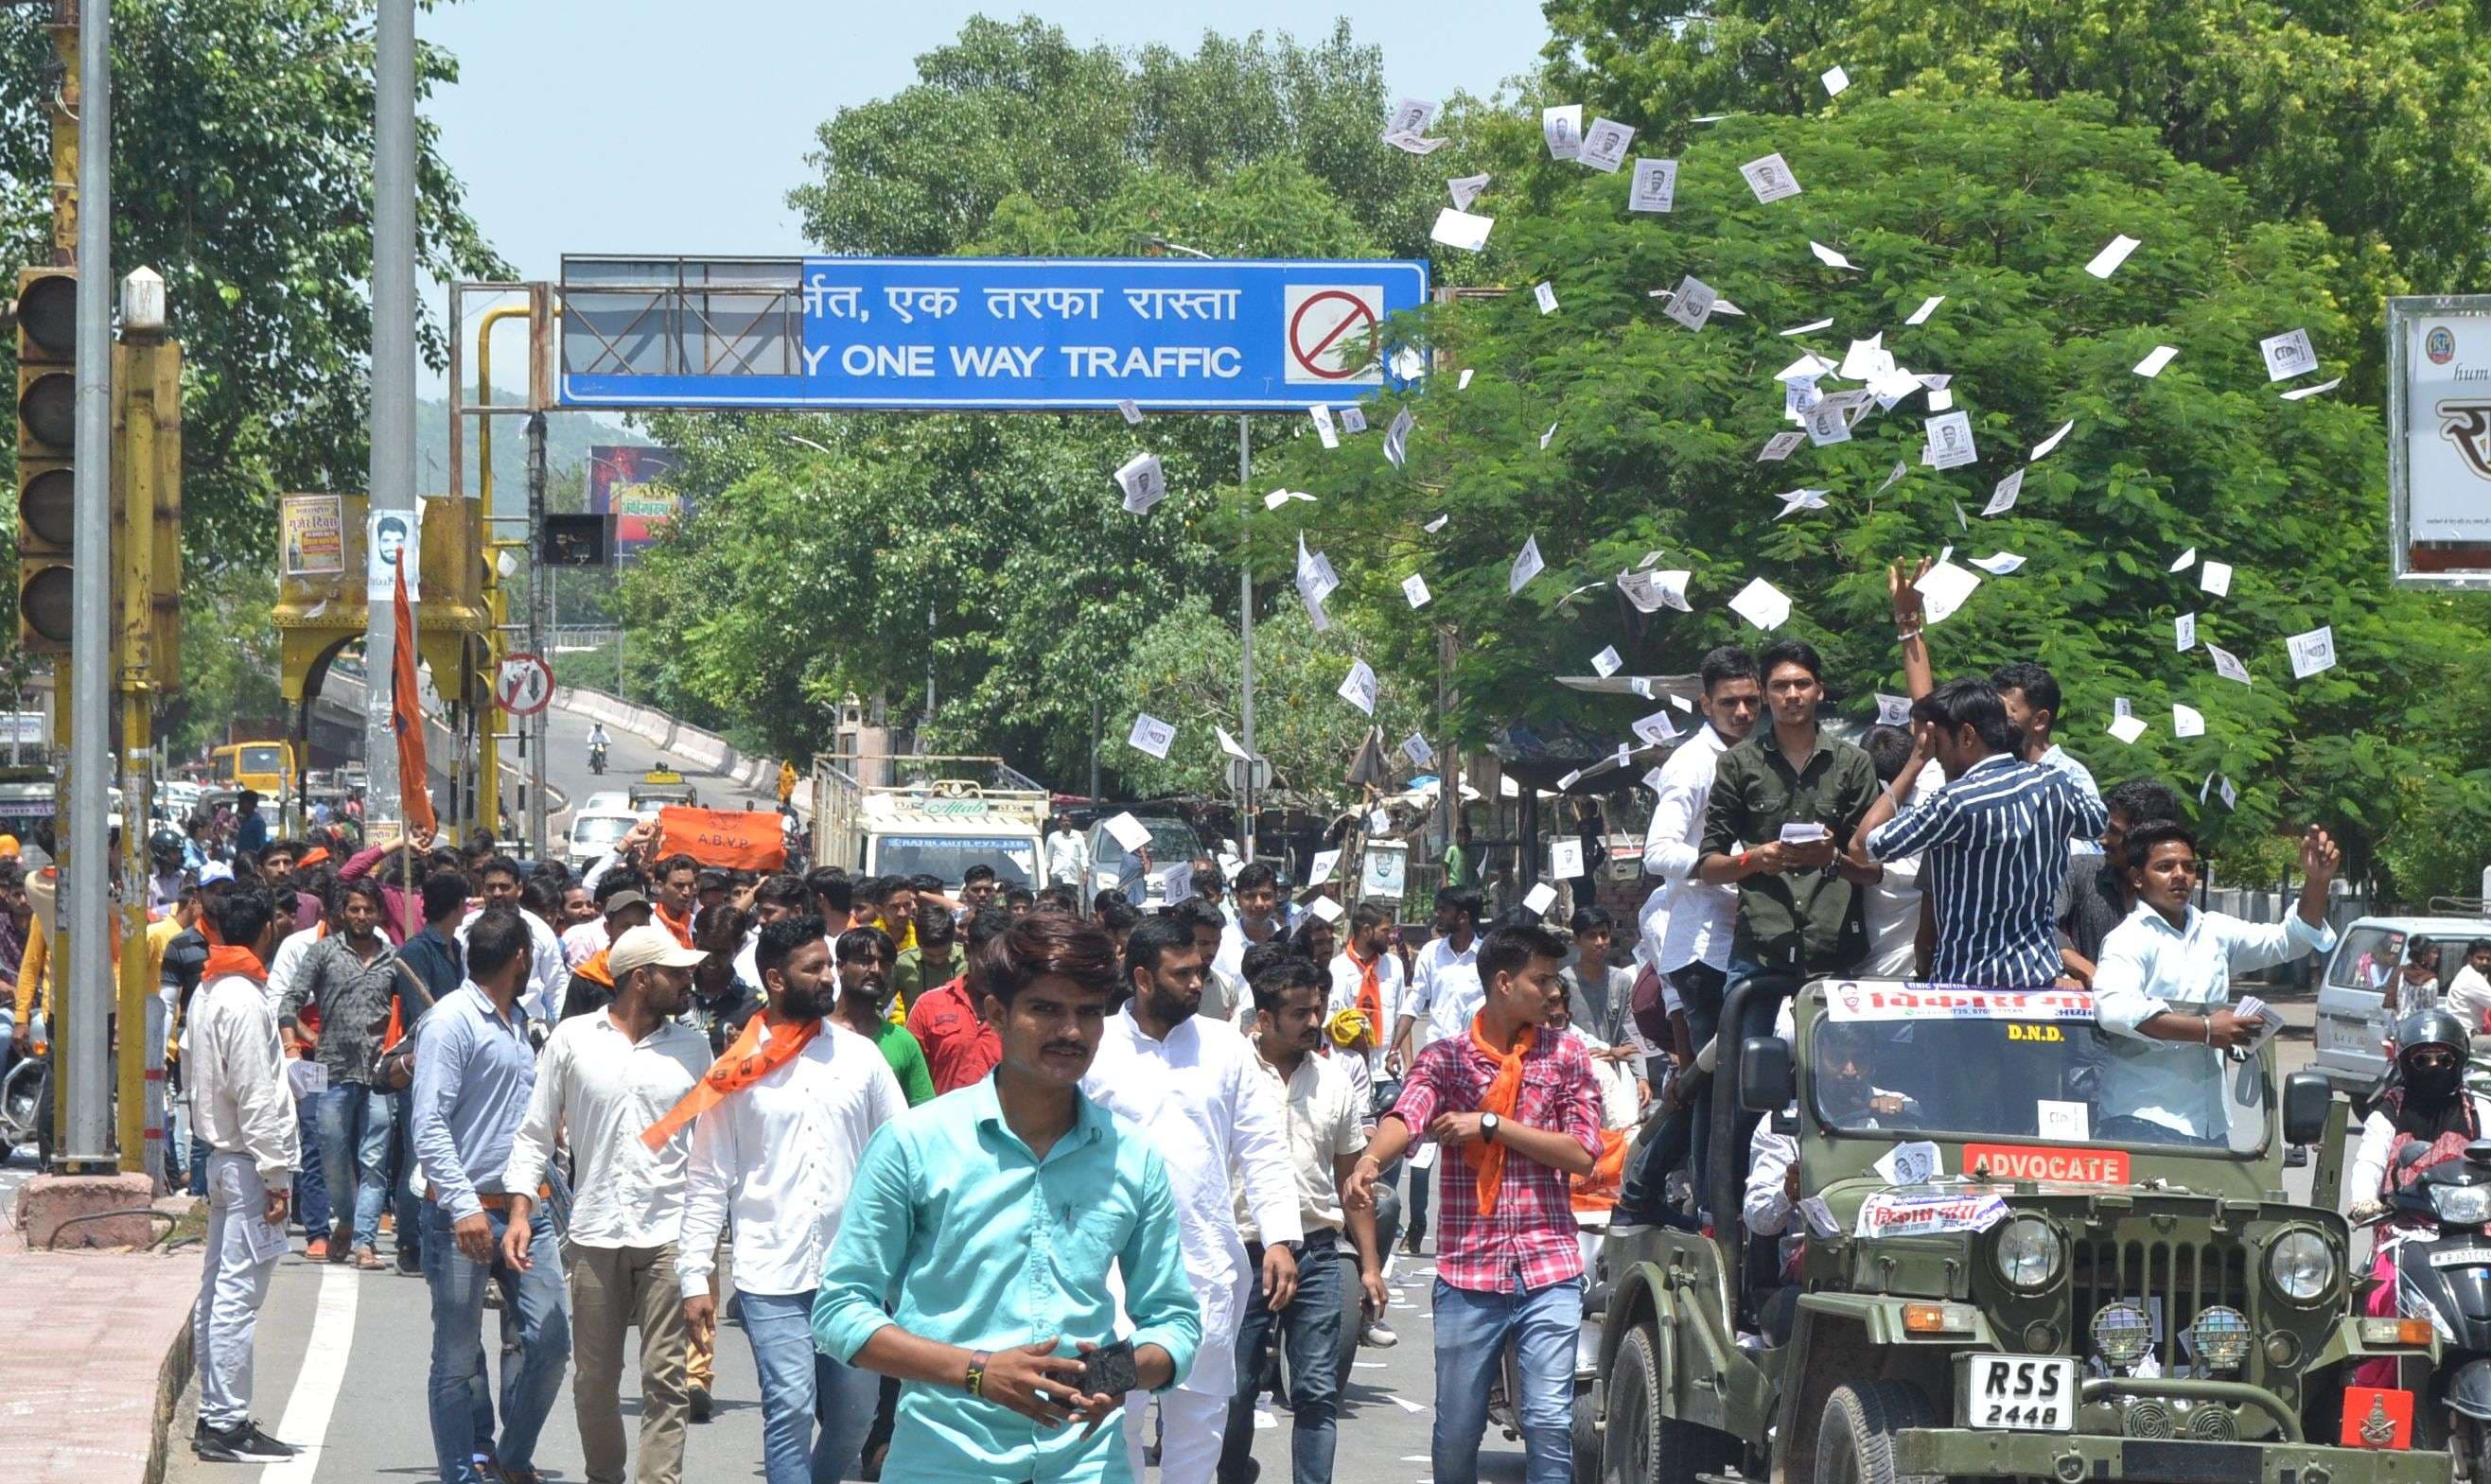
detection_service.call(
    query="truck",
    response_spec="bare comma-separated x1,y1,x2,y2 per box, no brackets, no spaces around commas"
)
810,753,1048,895
1594,976,2450,1484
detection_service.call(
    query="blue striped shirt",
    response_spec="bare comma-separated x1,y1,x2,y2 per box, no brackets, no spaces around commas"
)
1864,754,2111,987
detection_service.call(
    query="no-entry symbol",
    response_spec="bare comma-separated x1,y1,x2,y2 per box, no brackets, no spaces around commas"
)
495,652,554,717
1285,284,1386,384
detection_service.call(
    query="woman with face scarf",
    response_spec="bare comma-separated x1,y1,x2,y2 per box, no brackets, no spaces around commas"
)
2349,1010,2491,1387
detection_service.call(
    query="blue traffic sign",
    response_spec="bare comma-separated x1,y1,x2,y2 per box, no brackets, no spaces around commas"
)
557,256,1430,413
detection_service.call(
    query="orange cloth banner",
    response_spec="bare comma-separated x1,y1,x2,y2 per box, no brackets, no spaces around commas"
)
655,805,787,873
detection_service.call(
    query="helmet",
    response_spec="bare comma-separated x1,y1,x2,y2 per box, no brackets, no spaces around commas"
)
2395,1009,2470,1073
149,829,183,872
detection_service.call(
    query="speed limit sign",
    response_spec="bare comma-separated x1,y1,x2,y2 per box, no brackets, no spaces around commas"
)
495,653,554,717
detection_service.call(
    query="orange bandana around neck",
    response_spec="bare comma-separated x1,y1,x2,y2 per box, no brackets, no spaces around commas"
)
1466,1013,1536,1217
640,1013,818,1151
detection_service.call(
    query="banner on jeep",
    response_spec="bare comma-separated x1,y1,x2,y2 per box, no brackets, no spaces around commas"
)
1822,983,2096,1024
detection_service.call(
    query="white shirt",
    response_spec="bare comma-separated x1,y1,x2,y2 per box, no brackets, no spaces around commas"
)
1237,1040,1367,1243
459,906,565,1022
1863,762,1944,976
1044,829,1090,885
1409,933,1482,1051
676,1019,906,1298
731,928,761,992
264,924,321,1014
2448,965,2491,1034
1640,725,1736,973
1326,948,1406,1079
190,970,302,1181
1570,1027,1645,1131
561,917,609,971
503,1011,711,1249
2040,743,2105,857
1743,1116,1798,1236
1083,1006,1301,1397
2095,901,2338,1138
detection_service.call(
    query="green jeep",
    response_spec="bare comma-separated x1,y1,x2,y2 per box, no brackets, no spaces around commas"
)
1592,977,2449,1484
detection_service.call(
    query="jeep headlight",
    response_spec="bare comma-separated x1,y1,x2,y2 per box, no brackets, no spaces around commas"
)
1993,1214,2063,1292
2092,1301,2154,1367
2432,1184,2491,1225
2191,1306,2253,1372
2266,1229,2337,1304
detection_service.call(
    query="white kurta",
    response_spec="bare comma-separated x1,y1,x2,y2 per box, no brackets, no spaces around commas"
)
1082,1005,1301,1397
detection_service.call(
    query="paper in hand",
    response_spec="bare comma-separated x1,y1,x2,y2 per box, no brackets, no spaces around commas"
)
2288,624,2338,679
1913,560,1982,625
1430,208,1494,253
1338,658,1378,715
1114,452,1167,515
1510,534,1544,595
1402,572,1431,608
1127,712,1176,759
1627,158,1676,213
1728,576,1792,631
2084,235,2141,278
1578,117,1634,173
1741,152,1802,203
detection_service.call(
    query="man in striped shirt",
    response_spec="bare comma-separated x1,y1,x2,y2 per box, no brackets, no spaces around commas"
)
1853,678,2110,987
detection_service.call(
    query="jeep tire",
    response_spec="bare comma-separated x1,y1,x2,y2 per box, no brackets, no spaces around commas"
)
1816,1380,1941,1484
1605,1320,1731,1484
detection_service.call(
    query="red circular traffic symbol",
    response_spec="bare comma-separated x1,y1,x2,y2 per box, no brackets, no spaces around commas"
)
1289,290,1380,381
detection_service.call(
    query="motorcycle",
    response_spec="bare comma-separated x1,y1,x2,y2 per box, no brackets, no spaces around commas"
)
588,741,608,776
0,1015,53,1166
2364,1137,2491,1474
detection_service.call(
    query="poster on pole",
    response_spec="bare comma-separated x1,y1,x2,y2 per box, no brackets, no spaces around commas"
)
2390,295,2491,586
281,494,344,577
366,507,419,599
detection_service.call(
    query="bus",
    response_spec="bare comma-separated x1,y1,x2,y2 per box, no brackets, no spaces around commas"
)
209,740,295,799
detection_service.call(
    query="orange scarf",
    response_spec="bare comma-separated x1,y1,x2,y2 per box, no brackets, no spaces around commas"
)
1570,1128,1630,1213
657,904,695,950
571,948,615,989
1466,1013,1537,1217
1347,947,1384,1031
202,945,267,983
640,1012,818,1151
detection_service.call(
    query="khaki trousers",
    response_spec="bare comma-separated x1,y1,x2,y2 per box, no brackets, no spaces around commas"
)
567,1241,691,1484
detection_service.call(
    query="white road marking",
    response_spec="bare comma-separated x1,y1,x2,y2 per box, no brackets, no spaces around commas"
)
1389,1394,1429,1414
259,1266,360,1483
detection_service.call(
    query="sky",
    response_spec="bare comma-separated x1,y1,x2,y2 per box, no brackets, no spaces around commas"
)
416,1,1549,284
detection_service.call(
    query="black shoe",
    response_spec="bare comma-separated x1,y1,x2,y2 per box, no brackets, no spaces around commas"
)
193,1423,293,1462
237,1423,302,1458
1401,1231,1424,1256
396,1246,421,1275
689,1385,713,1423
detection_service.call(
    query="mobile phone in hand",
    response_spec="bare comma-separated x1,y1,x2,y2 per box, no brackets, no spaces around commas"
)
1079,1338,1140,1397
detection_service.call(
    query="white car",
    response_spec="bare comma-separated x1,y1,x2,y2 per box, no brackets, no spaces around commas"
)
565,809,641,871
578,790,633,817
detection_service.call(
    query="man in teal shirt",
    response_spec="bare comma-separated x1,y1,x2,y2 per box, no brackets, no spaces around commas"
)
814,912,1200,1483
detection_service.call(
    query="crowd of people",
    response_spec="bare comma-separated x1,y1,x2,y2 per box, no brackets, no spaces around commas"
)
41,558,2391,1484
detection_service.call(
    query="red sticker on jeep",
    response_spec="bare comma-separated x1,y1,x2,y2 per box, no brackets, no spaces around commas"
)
1963,1144,2131,1184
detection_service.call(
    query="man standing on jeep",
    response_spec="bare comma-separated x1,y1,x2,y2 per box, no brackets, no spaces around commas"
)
1346,923,1602,1484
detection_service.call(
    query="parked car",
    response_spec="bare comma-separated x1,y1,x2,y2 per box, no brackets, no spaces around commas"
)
2313,912,2491,1092
565,809,641,872
1085,813,1205,909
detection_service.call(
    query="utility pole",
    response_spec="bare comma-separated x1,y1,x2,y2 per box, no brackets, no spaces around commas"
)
1237,414,1254,864
61,0,112,1167
361,0,415,831
525,411,549,860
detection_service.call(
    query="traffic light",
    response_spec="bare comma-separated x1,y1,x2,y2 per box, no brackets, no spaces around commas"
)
15,267,76,652
540,512,615,567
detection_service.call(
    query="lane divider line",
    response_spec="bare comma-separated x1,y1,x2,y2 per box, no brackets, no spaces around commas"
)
259,1264,360,1483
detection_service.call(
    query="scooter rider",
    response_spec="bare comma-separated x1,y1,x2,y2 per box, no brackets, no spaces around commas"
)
2350,1010,2491,1221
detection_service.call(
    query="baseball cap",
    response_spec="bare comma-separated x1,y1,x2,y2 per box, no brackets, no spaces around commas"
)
606,923,708,977
601,889,650,918
199,861,235,884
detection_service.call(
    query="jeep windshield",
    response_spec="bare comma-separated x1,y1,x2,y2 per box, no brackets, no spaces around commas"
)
1806,986,2268,1159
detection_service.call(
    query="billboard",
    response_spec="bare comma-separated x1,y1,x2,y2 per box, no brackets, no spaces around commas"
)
588,445,685,562
557,255,1430,413
2389,294,2491,587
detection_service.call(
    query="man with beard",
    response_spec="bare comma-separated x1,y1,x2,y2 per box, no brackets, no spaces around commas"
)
831,926,936,1107
1083,915,1300,1484
660,915,905,1484
814,912,1200,1484
502,926,710,1484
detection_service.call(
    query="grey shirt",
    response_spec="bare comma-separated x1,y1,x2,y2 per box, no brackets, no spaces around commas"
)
281,931,403,1086
410,985,538,1222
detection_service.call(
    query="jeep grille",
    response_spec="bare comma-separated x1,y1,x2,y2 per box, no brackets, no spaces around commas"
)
2071,1237,2252,1373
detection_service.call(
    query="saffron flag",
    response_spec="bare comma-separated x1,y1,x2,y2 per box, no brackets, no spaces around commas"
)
391,550,435,837
654,805,787,873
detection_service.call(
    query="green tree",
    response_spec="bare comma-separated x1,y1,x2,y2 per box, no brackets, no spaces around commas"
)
1249,95,2486,895
0,0,508,560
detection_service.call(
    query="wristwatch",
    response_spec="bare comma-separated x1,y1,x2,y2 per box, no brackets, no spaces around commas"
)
1481,1111,1502,1143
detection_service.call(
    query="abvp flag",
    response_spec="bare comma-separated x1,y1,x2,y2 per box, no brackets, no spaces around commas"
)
391,550,435,836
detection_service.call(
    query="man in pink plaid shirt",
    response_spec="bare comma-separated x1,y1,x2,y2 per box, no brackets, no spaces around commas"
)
1347,922,1601,1484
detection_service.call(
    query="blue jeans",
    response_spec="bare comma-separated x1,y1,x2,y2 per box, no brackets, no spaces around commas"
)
1430,1276,1584,1484
187,1134,211,1197
422,1201,570,1484
1218,1232,1346,1484
740,1287,877,1484
312,1081,393,1251
292,1097,330,1236
391,1091,423,1259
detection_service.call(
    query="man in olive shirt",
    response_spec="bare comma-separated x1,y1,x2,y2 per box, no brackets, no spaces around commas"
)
1693,638,1880,1207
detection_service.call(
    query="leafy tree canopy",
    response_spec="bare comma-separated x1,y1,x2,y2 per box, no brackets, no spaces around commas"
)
1244,94,2482,894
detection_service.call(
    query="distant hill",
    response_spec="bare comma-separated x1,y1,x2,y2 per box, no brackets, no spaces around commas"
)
415,395,652,519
